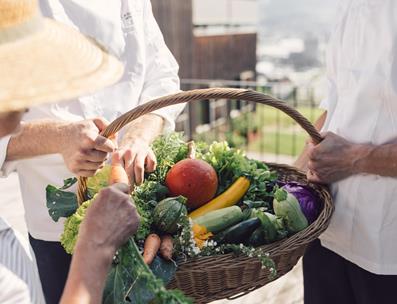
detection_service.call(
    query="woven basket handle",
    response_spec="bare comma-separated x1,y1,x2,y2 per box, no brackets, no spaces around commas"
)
77,87,322,203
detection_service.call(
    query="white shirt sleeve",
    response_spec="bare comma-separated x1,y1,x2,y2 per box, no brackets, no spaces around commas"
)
0,265,31,304
0,227,45,304
0,136,17,178
138,0,186,133
319,78,337,112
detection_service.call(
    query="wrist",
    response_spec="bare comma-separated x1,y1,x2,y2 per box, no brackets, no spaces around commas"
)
74,238,115,266
48,121,71,154
120,134,150,149
121,114,164,147
351,143,374,174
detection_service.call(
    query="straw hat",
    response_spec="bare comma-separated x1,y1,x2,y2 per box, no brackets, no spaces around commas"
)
0,0,124,112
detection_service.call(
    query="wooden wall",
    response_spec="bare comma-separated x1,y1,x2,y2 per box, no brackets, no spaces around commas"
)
151,0,257,81
151,0,194,79
193,33,257,80
151,0,257,136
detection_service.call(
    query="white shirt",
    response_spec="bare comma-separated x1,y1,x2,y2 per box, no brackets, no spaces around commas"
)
319,0,397,274
0,0,184,241
0,218,45,304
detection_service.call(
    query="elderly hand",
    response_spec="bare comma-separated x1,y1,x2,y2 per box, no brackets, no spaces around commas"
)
59,118,116,177
77,183,140,255
118,137,157,185
306,132,362,184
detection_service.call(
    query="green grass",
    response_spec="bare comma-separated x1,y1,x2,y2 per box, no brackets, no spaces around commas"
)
247,106,323,156
254,106,323,127
248,131,308,156
192,105,324,157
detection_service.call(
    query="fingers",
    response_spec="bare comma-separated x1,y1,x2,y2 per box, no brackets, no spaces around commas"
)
307,169,322,183
117,144,158,186
110,183,131,194
134,153,146,185
112,151,123,166
116,149,134,185
92,117,110,132
145,150,157,173
78,170,98,177
85,150,108,162
80,160,104,171
94,135,116,153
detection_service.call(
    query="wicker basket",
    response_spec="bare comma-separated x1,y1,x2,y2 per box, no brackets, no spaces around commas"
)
76,88,333,304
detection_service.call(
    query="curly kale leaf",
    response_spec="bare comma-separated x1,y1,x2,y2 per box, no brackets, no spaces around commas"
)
132,181,169,241
61,198,92,254
149,133,188,182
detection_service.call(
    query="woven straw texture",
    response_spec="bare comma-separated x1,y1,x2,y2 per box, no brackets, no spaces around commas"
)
76,88,333,303
0,0,123,112
0,0,38,28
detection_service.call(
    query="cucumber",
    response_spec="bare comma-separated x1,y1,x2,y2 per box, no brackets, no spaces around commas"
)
213,218,261,245
194,206,243,233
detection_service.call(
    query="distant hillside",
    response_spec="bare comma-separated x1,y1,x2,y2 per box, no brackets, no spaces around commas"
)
259,0,338,37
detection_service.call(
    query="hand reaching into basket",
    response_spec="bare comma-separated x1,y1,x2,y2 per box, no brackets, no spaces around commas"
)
117,137,157,185
117,114,164,185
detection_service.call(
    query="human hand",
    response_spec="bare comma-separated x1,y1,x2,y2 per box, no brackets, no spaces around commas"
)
118,137,157,185
77,183,140,257
306,132,361,184
59,118,116,177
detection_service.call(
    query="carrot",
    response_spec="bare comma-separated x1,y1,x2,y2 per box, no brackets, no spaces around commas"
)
109,152,130,186
187,141,196,159
143,233,161,265
159,234,174,261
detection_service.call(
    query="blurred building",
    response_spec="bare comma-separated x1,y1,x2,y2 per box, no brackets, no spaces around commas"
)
152,0,257,80
151,0,259,136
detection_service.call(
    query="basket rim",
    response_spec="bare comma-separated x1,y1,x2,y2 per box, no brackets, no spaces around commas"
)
175,161,334,266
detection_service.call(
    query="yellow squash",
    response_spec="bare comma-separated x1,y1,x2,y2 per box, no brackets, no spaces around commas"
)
188,176,250,219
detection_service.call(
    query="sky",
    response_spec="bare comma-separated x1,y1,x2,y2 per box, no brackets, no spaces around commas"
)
260,0,339,37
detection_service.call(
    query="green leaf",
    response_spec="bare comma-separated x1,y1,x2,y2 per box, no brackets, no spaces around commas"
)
46,178,78,222
243,200,269,209
103,241,136,304
87,165,111,198
126,256,177,304
103,238,190,304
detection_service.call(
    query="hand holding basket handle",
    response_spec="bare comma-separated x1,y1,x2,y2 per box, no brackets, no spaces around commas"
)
77,88,322,204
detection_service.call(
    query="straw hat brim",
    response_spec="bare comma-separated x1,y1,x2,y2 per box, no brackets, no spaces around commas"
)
0,18,124,112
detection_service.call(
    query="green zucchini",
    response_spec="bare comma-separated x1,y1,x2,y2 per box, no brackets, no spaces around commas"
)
213,218,261,245
194,206,243,233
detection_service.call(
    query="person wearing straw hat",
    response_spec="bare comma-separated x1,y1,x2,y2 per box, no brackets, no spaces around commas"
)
295,1,397,303
0,0,185,302
0,0,141,303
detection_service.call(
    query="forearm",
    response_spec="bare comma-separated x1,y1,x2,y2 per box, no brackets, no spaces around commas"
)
60,241,114,304
6,120,66,161
354,140,397,177
294,111,327,170
120,113,164,146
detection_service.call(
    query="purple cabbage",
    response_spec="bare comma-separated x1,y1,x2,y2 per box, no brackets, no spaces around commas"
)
280,182,321,224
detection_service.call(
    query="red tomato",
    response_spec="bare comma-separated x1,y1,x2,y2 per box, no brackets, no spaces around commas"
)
165,159,218,210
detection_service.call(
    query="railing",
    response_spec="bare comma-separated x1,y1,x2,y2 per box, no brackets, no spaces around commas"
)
175,79,321,162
